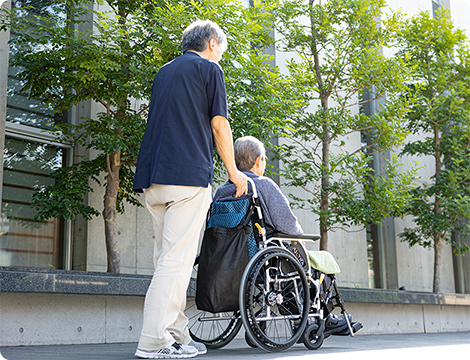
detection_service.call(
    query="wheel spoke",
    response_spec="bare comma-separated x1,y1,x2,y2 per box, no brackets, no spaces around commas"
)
240,248,310,352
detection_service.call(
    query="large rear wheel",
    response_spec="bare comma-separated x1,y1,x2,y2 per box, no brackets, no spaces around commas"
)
239,247,309,352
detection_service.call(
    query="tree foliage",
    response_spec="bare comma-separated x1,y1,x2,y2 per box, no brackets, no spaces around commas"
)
396,9,470,293
0,0,298,272
272,0,417,250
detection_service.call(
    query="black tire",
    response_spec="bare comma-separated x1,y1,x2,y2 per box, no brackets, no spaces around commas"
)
185,255,242,349
240,247,310,352
302,323,324,350
245,330,258,348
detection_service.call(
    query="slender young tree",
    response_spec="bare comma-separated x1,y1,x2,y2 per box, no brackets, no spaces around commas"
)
396,9,470,293
0,0,299,272
272,0,417,250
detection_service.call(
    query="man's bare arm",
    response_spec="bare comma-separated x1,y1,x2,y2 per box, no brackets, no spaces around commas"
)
211,115,248,197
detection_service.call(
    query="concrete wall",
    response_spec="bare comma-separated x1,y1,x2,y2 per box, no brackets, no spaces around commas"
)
84,185,155,275
346,301,470,334
451,0,470,37
0,292,144,346
1,290,469,346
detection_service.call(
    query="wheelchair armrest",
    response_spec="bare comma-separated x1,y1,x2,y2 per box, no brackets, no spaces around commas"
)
270,233,320,242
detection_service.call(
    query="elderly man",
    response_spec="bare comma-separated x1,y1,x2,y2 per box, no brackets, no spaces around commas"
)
214,136,303,236
133,21,247,359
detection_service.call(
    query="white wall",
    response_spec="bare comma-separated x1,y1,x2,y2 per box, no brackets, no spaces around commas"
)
451,0,470,37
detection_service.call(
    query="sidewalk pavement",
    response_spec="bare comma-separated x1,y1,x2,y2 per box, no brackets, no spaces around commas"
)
1,332,469,360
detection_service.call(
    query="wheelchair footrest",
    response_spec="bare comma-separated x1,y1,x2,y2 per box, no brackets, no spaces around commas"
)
331,321,363,336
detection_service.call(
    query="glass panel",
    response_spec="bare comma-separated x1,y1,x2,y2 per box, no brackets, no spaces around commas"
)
0,137,66,269
6,0,65,130
6,73,58,129
432,0,441,17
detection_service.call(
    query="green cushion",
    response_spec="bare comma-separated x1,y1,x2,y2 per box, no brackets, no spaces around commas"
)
308,250,341,274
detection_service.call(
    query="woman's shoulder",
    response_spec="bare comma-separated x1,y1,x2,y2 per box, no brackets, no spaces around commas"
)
213,180,231,198
253,174,280,189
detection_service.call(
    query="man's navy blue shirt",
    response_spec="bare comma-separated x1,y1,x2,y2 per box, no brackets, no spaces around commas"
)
133,52,228,192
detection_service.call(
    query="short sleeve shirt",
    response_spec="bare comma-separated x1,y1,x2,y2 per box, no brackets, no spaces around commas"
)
133,52,228,192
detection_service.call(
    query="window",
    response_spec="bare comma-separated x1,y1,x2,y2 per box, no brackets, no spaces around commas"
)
7,56,65,130
432,0,442,17
1,0,71,269
1,137,68,269
6,0,67,131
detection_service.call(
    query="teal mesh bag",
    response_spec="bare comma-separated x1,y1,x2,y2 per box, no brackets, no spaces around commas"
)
207,199,258,260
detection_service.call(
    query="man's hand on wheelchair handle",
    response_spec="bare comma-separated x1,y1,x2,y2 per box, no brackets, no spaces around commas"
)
230,170,248,197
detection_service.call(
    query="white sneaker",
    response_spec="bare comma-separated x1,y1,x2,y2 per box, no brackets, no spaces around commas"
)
188,340,207,355
135,343,197,359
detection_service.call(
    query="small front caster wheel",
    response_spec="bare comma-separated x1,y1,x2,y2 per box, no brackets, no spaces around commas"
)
303,323,324,350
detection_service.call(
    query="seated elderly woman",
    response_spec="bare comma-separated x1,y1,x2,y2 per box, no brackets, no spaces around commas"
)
214,136,303,236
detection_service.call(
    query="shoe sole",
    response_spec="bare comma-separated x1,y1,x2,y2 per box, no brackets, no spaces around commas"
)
188,342,207,355
135,349,197,359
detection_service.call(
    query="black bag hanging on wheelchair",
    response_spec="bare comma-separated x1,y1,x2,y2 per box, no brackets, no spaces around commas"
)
196,206,253,313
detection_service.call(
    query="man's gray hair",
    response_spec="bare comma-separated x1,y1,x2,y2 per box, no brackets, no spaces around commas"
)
235,136,266,171
182,20,227,53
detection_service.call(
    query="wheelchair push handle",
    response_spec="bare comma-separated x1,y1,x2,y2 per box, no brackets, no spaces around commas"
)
230,176,259,199
246,177,258,198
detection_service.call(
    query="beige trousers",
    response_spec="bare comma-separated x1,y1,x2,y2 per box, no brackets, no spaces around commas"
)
137,183,212,351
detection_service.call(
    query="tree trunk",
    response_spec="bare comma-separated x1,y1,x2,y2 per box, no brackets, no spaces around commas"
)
433,232,443,293
309,0,330,250
320,105,330,251
102,5,128,273
433,126,442,292
103,148,121,273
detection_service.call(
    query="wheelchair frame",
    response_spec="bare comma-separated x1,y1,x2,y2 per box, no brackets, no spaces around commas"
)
185,178,362,352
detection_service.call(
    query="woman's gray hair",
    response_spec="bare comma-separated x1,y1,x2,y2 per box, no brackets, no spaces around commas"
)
182,20,227,53
234,136,266,171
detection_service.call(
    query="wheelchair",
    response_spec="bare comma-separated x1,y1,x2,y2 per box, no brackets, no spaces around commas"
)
185,178,362,352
